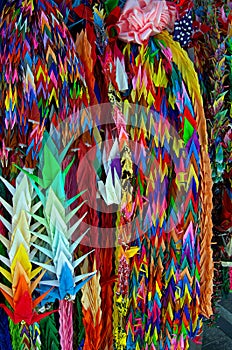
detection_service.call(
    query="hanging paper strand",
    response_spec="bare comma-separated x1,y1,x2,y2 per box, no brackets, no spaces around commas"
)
0,171,54,325
81,259,102,350
0,0,88,170
73,18,116,349
73,291,85,349
20,135,96,350
71,11,107,349
8,319,23,350
192,0,231,318
65,134,102,350
1,175,41,350
96,125,116,350
105,19,213,347
40,314,60,350
20,322,32,350
59,300,73,350
155,31,213,319
0,308,12,350
29,322,41,350
109,88,135,350
94,121,119,349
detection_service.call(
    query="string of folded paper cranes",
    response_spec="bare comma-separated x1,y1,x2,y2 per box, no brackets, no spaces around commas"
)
192,0,232,323
0,0,231,349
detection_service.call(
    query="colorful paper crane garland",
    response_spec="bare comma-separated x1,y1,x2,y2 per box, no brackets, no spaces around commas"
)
0,0,218,349
0,0,88,173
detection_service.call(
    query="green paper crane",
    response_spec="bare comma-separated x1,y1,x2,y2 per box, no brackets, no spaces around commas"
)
18,133,96,302
18,133,96,350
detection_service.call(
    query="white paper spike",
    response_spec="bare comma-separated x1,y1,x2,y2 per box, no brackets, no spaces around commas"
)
73,250,95,269
31,243,53,259
73,271,97,284
0,215,12,233
0,176,16,195
29,248,38,260
70,229,90,253
0,234,10,250
67,212,88,239
31,201,42,214
30,230,51,245
65,201,87,224
0,196,13,215
31,221,44,232
0,255,10,268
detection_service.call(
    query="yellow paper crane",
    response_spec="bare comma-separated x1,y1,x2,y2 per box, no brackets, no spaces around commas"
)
0,244,55,324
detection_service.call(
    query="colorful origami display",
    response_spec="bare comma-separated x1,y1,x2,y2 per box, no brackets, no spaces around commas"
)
0,170,54,348
20,134,96,350
0,0,230,349
0,0,88,173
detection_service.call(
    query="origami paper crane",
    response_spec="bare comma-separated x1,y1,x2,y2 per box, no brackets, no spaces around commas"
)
0,172,53,324
0,172,41,258
20,134,96,303
0,0,88,167
0,245,55,324
98,167,121,205
97,139,122,205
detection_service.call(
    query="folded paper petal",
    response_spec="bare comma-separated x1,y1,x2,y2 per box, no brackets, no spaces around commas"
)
117,0,177,44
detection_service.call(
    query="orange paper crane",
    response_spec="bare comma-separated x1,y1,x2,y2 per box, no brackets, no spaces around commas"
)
0,244,55,325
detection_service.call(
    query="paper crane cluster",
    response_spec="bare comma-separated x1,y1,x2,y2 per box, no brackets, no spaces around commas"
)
0,132,96,348
0,170,54,324
0,0,88,172
0,0,230,349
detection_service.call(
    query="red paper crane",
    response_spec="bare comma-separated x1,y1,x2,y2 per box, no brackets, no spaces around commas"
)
0,252,56,325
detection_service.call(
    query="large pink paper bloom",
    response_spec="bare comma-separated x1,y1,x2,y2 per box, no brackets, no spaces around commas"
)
117,0,177,44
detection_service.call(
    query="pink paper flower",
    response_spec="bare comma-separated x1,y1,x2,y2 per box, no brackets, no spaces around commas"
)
117,0,177,44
